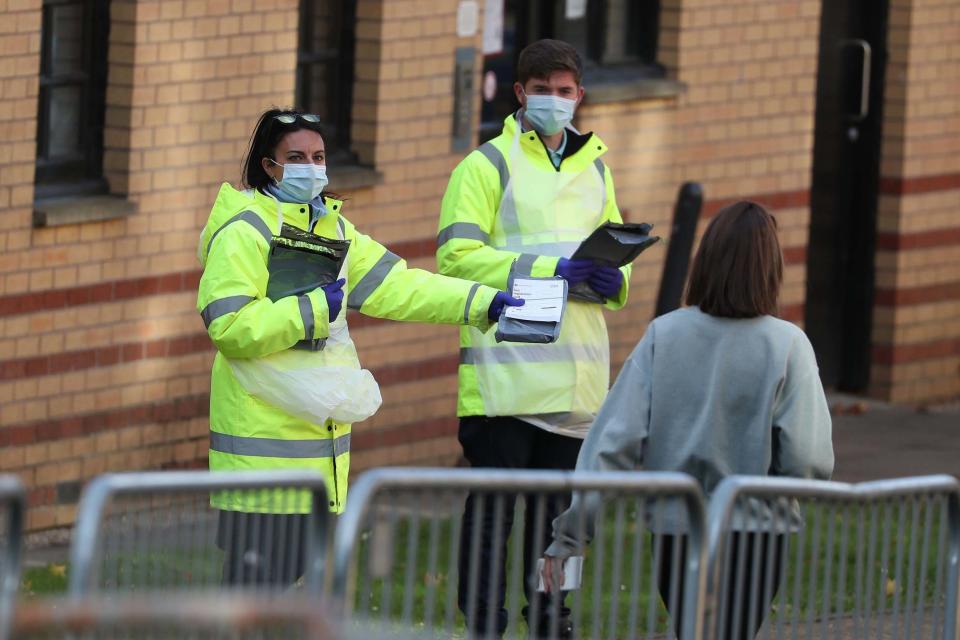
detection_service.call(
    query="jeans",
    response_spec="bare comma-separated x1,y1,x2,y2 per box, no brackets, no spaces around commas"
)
216,510,309,587
457,416,583,637
657,532,786,640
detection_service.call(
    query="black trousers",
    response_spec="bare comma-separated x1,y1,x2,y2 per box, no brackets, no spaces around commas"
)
658,532,786,640
216,510,309,587
457,416,583,637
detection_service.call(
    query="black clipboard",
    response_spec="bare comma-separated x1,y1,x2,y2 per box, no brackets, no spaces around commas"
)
265,224,350,301
568,222,660,303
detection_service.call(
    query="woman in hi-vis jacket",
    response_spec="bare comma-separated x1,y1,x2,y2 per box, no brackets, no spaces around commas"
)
196,108,521,587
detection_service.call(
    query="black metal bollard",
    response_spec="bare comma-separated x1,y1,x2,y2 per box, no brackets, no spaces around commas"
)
654,182,703,318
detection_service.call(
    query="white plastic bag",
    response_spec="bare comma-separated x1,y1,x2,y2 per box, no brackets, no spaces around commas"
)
226,348,382,424
223,207,382,425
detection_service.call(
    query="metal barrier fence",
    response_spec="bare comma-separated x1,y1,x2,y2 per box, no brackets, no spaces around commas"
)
10,595,446,640
704,474,960,640
0,475,25,640
331,468,706,640
10,595,336,639
67,471,330,597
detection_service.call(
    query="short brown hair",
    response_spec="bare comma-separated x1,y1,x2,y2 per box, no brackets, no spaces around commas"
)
517,39,583,86
685,201,784,318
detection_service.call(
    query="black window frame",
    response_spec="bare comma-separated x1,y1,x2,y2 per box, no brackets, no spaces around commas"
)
525,0,663,75
296,0,358,165
479,0,663,143
35,0,111,200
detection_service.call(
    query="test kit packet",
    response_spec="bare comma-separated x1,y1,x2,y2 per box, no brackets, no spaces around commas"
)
494,274,568,344
536,555,584,592
568,221,660,303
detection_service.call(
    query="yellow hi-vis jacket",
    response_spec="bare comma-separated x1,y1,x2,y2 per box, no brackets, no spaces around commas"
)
437,114,630,421
197,183,499,514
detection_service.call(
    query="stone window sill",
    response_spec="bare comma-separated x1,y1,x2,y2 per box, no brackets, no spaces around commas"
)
584,73,687,105
33,194,137,228
326,163,383,191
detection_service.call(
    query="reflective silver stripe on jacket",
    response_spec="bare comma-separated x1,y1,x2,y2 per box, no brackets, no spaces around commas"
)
347,250,402,311
460,343,605,365
200,295,255,328
514,253,538,276
463,283,481,324
206,210,273,258
594,158,608,209
294,290,325,351
298,295,314,340
437,222,490,247
210,431,351,458
477,142,509,191
594,158,606,184
498,240,582,257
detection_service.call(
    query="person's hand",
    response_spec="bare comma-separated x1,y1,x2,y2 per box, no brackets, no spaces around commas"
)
320,278,346,322
588,266,623,298
554,258,595,285
487,291,524,320
541,554,565,594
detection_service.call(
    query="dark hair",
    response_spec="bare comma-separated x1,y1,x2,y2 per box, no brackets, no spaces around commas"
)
517,39,583,86
685,201,784,318
241,108,325,192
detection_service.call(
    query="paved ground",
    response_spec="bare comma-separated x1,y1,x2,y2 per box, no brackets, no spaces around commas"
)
828,392,960,483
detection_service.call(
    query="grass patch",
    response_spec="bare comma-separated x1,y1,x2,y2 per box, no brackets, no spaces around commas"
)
18,549,224,597
344,494,952,638
19,563,68,597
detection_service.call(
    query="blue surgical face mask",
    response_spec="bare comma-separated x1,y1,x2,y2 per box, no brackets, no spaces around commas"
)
268,159,328,202
522,90,577,135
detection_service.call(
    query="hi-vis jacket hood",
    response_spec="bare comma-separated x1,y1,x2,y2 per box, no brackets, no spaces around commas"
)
198,184,264,269
197,182,500,513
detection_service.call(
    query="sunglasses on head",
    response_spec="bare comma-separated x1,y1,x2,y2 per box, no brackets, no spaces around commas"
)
273,113,321,124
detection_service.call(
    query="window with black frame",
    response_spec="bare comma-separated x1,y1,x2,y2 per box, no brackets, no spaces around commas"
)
296,0,357,164
479,0,662,143
35,0,110,199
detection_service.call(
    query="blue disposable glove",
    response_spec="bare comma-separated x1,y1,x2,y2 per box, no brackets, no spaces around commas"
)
487,291,525,320
320,278,346,322
554,258,595,285
588,267,623,299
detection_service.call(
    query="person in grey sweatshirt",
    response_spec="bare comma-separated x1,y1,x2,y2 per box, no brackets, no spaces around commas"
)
541,200,834,640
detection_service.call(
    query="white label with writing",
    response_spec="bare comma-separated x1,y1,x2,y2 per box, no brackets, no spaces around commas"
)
536,556,584,591
505,278,565,323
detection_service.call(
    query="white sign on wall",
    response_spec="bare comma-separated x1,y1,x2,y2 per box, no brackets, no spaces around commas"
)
482,0,505,54
565,0,587,20
457,0,480,38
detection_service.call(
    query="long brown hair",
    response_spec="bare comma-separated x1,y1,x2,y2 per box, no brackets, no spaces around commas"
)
685,201,784,318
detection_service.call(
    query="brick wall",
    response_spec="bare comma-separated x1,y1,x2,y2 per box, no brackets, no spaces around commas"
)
872,0,960,403
0,0,46,526
0,0,303,530
577,0,820,365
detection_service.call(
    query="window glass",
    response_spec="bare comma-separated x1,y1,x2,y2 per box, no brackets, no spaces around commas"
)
35,0,109,197
48,85,83,159
49,3,84,75
296,0,356,161
478,0,662,143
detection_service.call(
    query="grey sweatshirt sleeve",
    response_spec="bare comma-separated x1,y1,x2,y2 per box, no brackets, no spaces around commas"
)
544,326,655,558
771,333,834,480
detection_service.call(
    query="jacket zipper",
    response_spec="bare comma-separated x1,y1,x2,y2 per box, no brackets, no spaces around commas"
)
329,420,339,510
